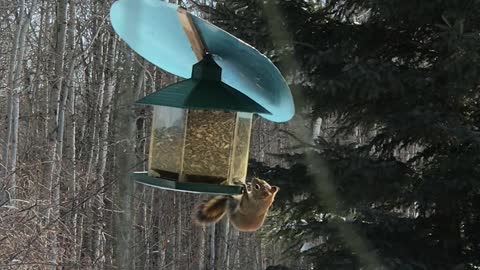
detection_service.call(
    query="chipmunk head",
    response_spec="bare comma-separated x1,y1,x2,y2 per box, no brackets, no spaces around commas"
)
251,177,280,200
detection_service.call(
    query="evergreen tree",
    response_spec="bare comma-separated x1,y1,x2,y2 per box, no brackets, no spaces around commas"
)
204,0,480,269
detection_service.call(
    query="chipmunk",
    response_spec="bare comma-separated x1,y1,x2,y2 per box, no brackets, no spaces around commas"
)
193,177,280,232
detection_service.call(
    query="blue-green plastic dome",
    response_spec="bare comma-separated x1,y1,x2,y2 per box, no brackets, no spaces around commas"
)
110,0,294,122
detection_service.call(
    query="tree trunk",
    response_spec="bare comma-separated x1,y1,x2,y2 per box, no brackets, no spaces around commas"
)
208,225,215,270
239,233,249,270
94,32,117,270
226,226,238,270
197,226,206,270
2,0,24,183
61,0,78,264
2,0,35,203
214,219,228,269
47,0,68,267
113,51,141,269
256,237,263,270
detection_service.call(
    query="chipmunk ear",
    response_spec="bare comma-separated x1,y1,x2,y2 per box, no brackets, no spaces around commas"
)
270,186,280,195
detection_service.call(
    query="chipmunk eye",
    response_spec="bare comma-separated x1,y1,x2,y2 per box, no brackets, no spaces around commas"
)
255,184,260,190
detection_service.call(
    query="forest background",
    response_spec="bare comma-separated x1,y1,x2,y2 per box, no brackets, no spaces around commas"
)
1,0,479,269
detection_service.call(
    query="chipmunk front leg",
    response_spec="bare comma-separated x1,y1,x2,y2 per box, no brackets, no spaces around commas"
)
220,178,242,185
220,178,249,190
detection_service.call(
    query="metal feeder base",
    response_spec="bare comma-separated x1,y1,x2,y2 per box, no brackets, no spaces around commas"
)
132,171,243,195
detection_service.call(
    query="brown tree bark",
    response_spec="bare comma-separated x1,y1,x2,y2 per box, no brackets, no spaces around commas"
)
47,0,67,268
93,31,117,270
2,0,36,204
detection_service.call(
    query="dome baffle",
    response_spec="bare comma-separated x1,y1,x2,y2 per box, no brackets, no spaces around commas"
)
109,0,295,122
136,54,270,114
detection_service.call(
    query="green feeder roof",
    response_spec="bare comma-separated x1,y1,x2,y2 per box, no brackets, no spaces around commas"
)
136,54,270,114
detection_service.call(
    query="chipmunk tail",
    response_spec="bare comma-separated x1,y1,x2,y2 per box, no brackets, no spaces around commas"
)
193,196,229,225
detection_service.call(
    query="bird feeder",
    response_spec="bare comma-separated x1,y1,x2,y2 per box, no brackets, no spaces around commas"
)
137,54,267,191
110,0,294,195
